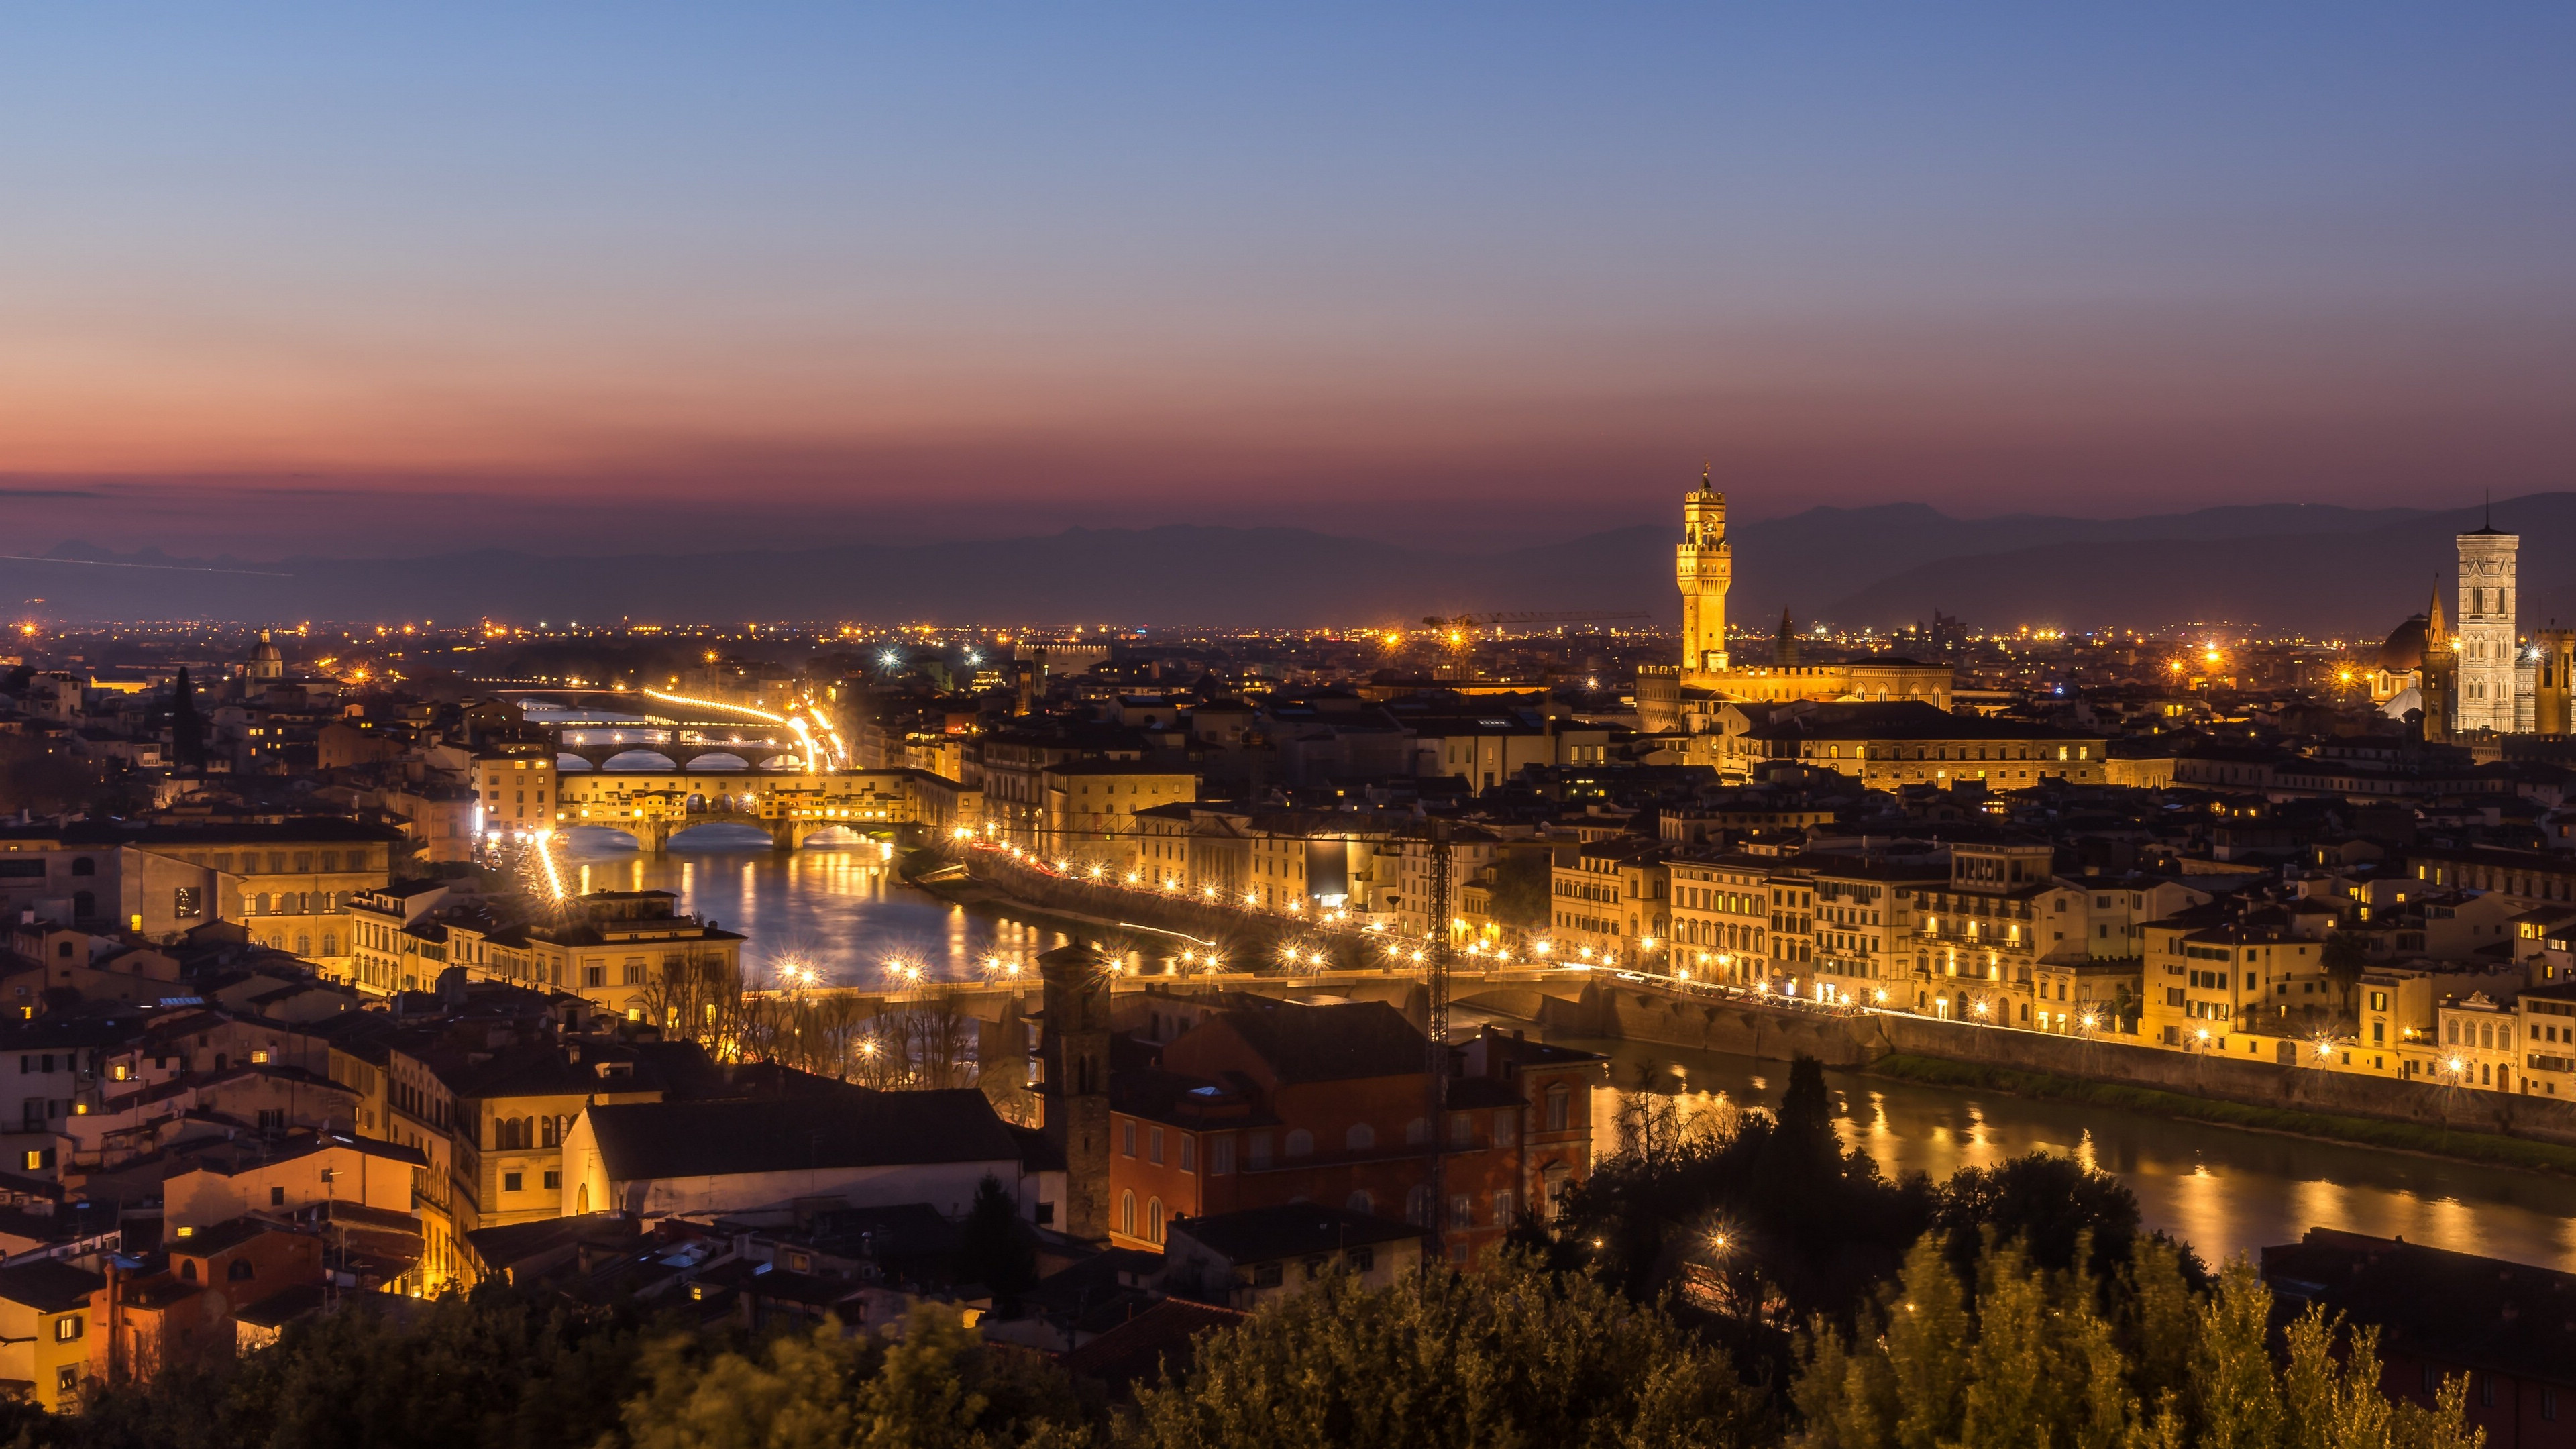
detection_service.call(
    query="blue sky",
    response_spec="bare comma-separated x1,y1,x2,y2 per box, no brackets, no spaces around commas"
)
3,3,2571,554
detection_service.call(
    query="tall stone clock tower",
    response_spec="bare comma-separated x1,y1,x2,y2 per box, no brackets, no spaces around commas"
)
1677,466,1731,674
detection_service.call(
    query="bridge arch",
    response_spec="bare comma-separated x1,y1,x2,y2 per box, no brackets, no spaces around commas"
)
602,749,679,771
665,822,777,851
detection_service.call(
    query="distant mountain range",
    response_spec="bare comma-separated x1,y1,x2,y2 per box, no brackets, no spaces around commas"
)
5,496,2563,636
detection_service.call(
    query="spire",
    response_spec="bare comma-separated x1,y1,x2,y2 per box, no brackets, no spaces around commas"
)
1699,460,1713,493
2428,575,2448,643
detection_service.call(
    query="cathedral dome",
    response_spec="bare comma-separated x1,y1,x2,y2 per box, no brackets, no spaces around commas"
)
245,629,286,681
2377,615,2430,673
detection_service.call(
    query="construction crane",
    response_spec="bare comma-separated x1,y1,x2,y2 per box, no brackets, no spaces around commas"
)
1415,609,1651,637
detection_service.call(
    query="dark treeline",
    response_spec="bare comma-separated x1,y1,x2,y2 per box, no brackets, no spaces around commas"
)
0,1057,2486,1449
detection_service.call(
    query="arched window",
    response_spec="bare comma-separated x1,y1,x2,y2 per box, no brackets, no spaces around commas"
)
228,1258,254,1281
179,1259,198,1281
69,857,95,877
1120,1191,1138,1238
1344,1123,1375,1152
1405,1185,1433,1226
294,934,311,957
1404,1117,1428,1146
1146,1197,1165,1245
1346,1189,1373,1215
321,934,338,957
1283,1129,1313,1158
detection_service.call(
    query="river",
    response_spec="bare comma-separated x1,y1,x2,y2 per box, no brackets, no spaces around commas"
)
554,829,1071,987
1545,1033,2576,1273
557,833,2576,1272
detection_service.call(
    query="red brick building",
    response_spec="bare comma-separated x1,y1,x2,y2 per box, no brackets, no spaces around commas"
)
92,1218,325,1383
1104,1000,1599,1260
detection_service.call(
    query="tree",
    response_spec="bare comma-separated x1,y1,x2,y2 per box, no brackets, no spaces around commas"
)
2321,934,2372,1025
955,1173,1040,1309
170,667,206,771
1485,849,1553,929
1791,1236,2487,1449
1546,1054,1933,1351
1125,1254,1765,1449
1931,1152,2142,1277
614,1304,1086,1449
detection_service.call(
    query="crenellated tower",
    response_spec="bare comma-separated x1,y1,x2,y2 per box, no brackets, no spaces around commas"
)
1677,466,1731,674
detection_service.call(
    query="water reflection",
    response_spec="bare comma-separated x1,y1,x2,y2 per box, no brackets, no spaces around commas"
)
553,835,1068,987
1559,1035,2576,1272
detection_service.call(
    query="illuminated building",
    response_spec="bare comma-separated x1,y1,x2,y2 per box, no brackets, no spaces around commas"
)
470,751,558,841
1639,466,1952,738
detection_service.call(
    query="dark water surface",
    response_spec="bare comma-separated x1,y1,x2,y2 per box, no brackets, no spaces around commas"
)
555,830,1069,988
1549,1032,2576,1272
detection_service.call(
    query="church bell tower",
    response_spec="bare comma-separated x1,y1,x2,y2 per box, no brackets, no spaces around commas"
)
1677,466,1731,674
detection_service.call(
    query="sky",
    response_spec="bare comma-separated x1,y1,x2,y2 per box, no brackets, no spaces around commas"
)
3,3,2573,557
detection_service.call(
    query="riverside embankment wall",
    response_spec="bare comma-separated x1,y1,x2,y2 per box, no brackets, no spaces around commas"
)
1580,981,2576,1148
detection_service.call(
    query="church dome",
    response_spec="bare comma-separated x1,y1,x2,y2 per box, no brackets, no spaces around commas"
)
245,629,286,680
2377,615,2430,673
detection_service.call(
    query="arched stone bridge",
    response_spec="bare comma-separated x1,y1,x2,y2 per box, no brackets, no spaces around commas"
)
556,765,943,854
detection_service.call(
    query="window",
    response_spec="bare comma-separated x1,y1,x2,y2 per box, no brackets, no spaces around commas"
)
53,1314,80,1341
54,1366,75,1395
1347,1246,1375,1273
1121,1120,1137,1157
1146,1197,1165,1244
229,1258,254,1281
1493,1190,1515,1226
1120,1191,1137,1238
1285,1128,1313,1158
1247,1132,1271,1170
1345,1123,1375,1152
504,1171,523,1193
1179,1135,1196,1173
1347,1189,1374,1214
1450,1195,1473,1229
1253,1262,1284,1289
1545,1086,1570,1132
1210,1136,1234,1175
269,1185,286,1207
1148,1126,1164,1165
543,1170,561,1190
1450,1114,1473,1148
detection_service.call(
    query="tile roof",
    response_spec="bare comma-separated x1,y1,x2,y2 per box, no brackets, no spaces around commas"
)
0,1259,104,1313
1206,1001,1425,1085
1169,1204,1424,1263
585,1089,1022,1181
